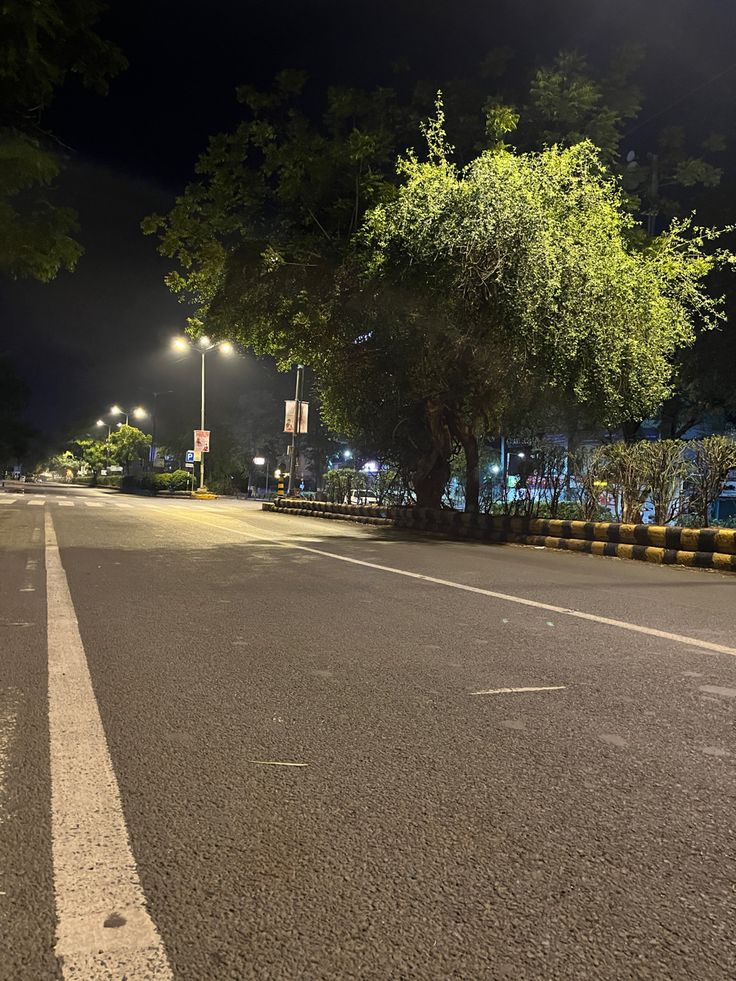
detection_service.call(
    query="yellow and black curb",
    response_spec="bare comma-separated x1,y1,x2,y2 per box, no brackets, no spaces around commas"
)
263,500,736,571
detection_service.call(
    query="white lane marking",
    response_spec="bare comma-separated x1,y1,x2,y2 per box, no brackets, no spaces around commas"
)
0,690,20,830
85,502,104,508
699,685,736,698
57,501,74,507
471,686,567,696
44,512,172,979
27,499,45,506
248,760,309,767
115,503,133,509
171,513,736,659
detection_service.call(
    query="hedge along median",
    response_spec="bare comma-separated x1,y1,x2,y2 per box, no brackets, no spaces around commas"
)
263,499,736,572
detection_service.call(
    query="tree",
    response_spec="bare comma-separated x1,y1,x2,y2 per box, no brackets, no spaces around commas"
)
69,437,108,481
147,81,733,510
107,424,151,474
351,105,733,508
142,72,412,365
0,0,125,280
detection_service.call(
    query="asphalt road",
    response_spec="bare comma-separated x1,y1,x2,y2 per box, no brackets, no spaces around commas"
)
1,482,735,980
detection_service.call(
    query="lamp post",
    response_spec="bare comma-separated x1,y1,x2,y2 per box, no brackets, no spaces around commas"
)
286,364,305,496
253,456,268,495
95,420,111,438
172,336,233,491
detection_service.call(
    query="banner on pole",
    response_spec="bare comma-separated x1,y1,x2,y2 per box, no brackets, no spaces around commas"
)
194,430,210,453
284,401,309,434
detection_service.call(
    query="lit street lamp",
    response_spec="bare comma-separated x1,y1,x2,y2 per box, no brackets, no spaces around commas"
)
253,456,269,495
109,404,148,426
95,419,111,438
171,336,234,490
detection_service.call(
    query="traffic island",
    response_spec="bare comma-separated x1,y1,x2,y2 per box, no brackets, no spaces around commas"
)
262,499,736,571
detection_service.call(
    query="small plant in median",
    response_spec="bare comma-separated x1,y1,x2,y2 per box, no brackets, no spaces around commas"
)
686,436,736,527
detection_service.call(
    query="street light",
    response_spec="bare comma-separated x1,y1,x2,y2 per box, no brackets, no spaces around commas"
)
95,419,111,438
252,456,268,495
109,404,148,426
171,335,234,491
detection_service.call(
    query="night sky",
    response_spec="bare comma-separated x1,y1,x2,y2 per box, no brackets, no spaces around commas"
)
2,0,735,446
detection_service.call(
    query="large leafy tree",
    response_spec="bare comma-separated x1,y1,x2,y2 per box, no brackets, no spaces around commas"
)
343,108,732,509
0,0,125,280
107,424,151,473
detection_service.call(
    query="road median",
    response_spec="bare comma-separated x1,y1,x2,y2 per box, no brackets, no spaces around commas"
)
263,499,736,571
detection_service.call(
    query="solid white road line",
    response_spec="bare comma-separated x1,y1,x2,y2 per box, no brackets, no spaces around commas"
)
27,499,45,505
57,502,74,507
44,512,172,979
174,513,736,659
85,502,104,508
471,686,567,696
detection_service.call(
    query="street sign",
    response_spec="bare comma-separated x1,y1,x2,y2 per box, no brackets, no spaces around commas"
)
184,462,194,469
284,400,309,434
194,430,210,453
109,466,123,473
185,450,195,464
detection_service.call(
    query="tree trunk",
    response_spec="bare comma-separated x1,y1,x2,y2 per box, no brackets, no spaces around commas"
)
414,459,450,509
458,430,480,513
621,419,642,443
412,399,453,509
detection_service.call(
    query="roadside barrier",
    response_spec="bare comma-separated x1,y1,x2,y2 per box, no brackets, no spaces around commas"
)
263,499,736,571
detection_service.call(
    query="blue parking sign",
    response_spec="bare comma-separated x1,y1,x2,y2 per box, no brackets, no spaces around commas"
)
185,450,195,463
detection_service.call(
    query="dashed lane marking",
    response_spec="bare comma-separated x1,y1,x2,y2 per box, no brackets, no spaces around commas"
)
471,686,567,696
44,511,172,979
248,760,309,767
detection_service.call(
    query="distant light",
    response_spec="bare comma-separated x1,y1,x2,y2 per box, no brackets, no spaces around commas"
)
132,406,147,418
220,341,234,355
274,469,282,479
95,419,105,427
253,456,266,466
343,450,353,460
110,405,122,415
518,452,526,459
116,422,123,428
172,337,189,351
199,335,210,347
361,460,379,473
491,465,500,474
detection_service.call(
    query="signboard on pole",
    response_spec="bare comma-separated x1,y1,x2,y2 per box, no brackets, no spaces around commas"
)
284,401,309,434
194,430,210,453
185,450,195,464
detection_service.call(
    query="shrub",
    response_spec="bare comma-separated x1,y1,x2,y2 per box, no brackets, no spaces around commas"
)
169,469,194,492
685,436,736,527
153,472,172,493
639,440,691,525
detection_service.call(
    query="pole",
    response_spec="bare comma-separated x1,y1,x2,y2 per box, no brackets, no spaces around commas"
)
200,351,206,490
265,461,269,495
287,364,304,496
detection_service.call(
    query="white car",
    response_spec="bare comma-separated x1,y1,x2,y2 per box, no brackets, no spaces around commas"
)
349,490,378,505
